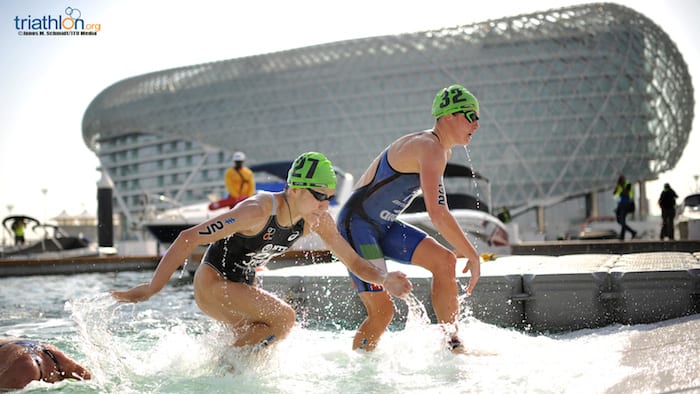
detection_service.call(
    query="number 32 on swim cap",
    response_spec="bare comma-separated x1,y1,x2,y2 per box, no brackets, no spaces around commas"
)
431,84,479,118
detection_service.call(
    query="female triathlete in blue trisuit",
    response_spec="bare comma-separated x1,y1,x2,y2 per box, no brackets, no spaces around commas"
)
112,152,412,349
337,85,482,353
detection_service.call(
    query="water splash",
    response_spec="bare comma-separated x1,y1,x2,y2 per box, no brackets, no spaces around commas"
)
64,287,664,393
462,145,481,212
462,145,484,252
7,272,698,393
68,290,272,393
403,292,431,327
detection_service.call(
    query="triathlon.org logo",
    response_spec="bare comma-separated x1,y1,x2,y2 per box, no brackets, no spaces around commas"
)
14,6,101,36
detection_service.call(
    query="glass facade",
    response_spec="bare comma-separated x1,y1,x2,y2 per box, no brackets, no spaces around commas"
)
82,3,693,239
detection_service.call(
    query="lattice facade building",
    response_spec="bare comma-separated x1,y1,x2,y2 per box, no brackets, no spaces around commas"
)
82,3,693,238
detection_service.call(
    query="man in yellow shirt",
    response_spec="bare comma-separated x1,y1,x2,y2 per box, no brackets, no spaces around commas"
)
209,151,256,210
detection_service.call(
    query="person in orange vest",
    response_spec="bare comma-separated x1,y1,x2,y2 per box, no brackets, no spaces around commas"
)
209,151,256,210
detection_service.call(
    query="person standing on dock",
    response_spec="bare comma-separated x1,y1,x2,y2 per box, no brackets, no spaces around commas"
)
208,151,256,210
11,218,26,246
658,182,678,240
613,174,631,200
336,84,482,353
111,152,412,350
616,181,637,240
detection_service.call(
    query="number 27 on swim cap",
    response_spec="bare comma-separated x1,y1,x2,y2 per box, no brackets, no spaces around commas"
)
287,152,337,189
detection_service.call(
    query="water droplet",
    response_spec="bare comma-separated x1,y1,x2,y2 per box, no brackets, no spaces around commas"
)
179,258,188,279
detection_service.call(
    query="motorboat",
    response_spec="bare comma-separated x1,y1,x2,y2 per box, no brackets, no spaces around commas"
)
141,161,354,246
398,163,510,255
1,215,98,260
677,193,700,240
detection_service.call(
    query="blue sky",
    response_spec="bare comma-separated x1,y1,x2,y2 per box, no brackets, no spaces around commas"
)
1,0,698,225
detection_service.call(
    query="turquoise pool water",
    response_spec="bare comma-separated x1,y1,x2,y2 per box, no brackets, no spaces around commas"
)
1,270,698,393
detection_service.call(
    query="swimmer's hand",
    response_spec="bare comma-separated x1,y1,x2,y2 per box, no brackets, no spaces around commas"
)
383,271,412,298
110,283,154,303
462,257,481,295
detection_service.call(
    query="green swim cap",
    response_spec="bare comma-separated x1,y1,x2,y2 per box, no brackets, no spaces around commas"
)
431,84,479,118
287,152,337,189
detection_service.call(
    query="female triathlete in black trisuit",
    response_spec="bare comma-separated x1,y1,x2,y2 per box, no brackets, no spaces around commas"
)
112,152,412,349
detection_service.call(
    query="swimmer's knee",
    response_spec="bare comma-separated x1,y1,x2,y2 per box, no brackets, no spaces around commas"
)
415,238,456,274
432,248,457,277
372,309,394,328
363,294,394,326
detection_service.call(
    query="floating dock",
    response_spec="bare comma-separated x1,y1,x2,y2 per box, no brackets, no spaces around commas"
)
511,239,700,255
259,251,700,332
0,255,160,277
0,250,328,278
2,242,699,333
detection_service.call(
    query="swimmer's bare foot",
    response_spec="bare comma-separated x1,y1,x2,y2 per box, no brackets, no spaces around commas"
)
447,336,465,353
447,337,497,356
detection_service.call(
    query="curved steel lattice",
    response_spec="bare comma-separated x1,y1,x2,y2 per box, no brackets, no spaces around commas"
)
83,3,693,219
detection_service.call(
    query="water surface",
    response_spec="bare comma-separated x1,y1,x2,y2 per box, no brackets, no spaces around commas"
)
1,271,698,393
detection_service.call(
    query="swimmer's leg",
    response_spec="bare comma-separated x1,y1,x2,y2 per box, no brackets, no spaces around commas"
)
354,290,394,351
194,265,295,348
411,238,459,326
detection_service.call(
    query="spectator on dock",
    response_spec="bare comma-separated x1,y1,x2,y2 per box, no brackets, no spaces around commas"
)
658,182,678,240
0,338,91,390
11,218,26,246
614,174,631,199
208,151,256,210
616,181,637,240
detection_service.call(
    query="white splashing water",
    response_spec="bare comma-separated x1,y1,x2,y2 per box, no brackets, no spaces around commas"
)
2,272,698,393
462,144,481,212
67,291,640,394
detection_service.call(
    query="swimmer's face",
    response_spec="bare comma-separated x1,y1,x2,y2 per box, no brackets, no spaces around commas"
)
291,187,335,214
305,188,335,213
294,187,334,226
455,111,480,145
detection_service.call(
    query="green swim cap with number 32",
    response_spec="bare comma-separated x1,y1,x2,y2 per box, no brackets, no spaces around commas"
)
287,152,337,189
431,84,479,118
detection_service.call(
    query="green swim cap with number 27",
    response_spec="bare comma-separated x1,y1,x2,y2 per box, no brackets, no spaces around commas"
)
431,84,479,118
287,152,337,189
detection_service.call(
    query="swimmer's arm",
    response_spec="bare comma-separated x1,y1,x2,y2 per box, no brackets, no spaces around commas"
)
418,145,481,293
111,199,266,302
48,347,91,381
314,212,412,297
